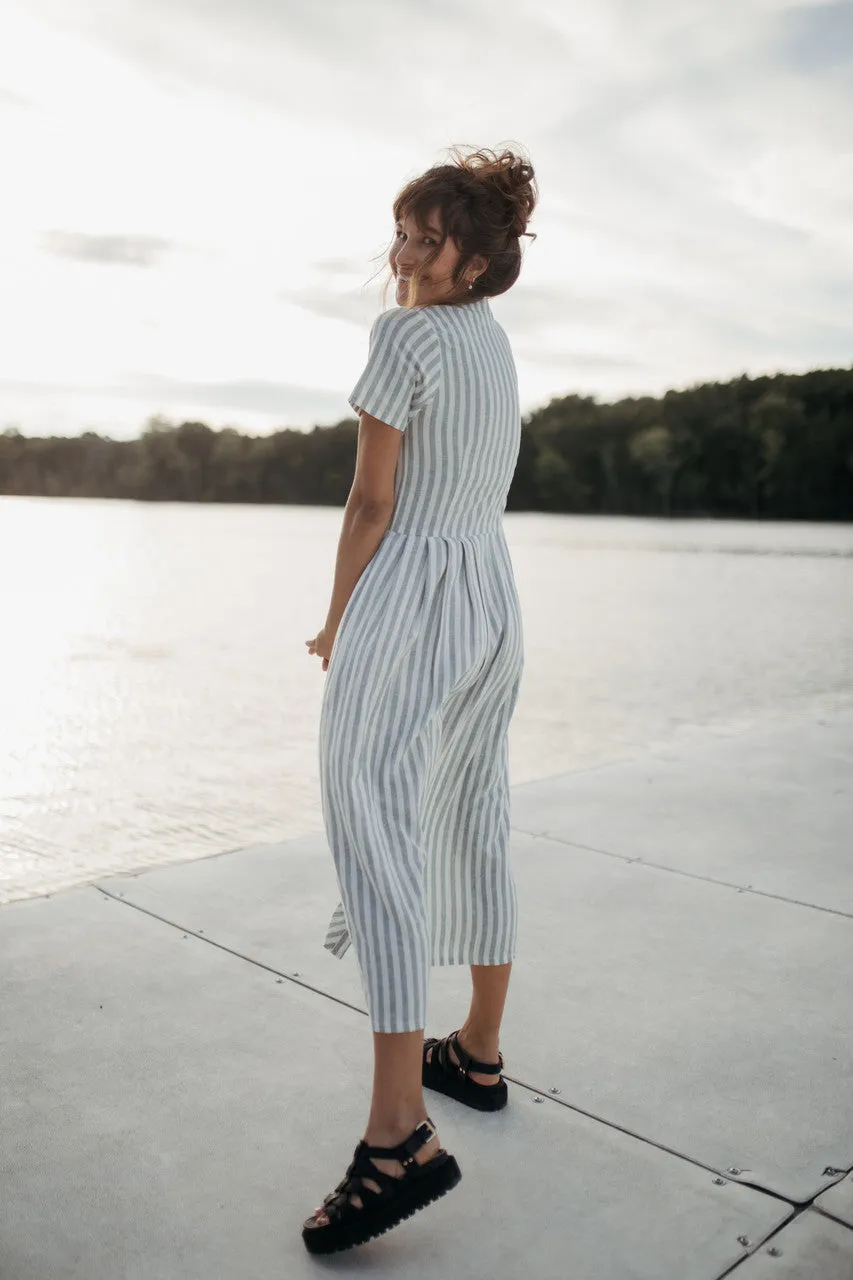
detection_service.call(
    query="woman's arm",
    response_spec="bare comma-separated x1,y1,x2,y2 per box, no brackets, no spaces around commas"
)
323,489,393,634
323,409,403,634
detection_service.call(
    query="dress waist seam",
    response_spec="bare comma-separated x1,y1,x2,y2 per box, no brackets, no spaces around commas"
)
385,526,503,540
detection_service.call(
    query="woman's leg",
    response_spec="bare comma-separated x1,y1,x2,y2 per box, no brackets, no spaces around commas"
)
425,961,512,1085
366,1030,437,1144
311,1030,441,1220
458,961,512,1078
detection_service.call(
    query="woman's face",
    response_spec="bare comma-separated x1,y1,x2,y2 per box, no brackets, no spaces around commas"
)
390,206,466,306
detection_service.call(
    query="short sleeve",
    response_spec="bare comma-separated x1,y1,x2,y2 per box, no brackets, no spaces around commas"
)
348,308,440,433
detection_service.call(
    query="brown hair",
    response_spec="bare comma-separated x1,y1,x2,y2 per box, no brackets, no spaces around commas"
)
371,143,538,310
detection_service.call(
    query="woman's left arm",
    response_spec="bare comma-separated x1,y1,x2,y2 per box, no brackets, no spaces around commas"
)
324,489,393,636
306,410,402,668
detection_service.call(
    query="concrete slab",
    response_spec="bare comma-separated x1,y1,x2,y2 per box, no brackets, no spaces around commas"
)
1,887,793,1280
510,708,853,917
426,827,853,1205
815,1171,853,1230
96,825,853,1204
733,1210,853,1279
95,834,367,1010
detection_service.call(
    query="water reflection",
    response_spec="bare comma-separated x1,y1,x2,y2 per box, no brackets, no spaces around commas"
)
1,496,851,904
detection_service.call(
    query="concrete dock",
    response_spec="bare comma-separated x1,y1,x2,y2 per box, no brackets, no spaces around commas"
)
3,708,852,1278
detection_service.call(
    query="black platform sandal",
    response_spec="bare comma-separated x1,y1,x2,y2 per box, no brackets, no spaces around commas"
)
301,1117,461,1255
423,1029,508,1111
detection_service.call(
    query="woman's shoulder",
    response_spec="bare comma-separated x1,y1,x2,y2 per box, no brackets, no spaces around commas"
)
371,304,435,335
368,305,439,360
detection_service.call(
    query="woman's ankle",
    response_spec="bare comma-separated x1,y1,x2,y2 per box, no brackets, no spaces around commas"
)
364,1109,431,1146
458,1022,500,1056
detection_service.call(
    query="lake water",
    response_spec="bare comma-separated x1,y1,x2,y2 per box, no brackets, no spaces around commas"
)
1,496,851,906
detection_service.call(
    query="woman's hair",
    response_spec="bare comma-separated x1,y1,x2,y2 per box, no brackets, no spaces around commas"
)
373,143,538,310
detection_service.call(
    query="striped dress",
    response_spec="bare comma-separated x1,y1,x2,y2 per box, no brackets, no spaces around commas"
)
318,294,524,1033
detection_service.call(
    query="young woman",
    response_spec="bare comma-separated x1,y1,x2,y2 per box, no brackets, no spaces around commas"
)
303,143,537,1255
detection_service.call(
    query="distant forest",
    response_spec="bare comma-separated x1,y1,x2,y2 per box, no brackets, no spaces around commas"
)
2,367,852,520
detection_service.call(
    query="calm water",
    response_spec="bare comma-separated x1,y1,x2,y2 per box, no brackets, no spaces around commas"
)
1,496,851,905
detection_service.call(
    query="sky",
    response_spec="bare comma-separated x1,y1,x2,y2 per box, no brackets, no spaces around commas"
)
0,0,851,441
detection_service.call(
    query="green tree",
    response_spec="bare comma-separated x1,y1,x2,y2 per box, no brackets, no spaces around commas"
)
1,367,851,520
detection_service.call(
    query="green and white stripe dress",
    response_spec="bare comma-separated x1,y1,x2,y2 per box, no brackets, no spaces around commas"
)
319,294,525,1033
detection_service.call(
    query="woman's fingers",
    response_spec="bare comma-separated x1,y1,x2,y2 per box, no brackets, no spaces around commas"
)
305,634,330,668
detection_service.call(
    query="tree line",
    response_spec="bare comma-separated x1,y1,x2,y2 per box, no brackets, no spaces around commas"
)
2,366,851,520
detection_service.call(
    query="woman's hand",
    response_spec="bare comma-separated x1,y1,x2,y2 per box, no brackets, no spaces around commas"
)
305,626,336,672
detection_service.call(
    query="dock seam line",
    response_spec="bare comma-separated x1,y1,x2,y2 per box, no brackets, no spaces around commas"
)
513,830,853,921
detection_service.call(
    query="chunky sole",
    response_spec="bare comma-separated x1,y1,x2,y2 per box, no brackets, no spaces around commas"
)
423,1045,509,1112
302,1151,462,1255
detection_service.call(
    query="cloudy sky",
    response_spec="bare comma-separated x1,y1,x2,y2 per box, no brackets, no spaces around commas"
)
1,0,851,440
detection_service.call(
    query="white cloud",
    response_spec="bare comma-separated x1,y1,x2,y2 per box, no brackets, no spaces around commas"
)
0,0,850,438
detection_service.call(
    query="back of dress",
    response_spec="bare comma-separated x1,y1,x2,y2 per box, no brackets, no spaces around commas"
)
347,295,520,537
321,293,525,978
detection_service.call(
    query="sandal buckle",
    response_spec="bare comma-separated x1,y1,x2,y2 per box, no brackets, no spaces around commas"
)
403,1118,437,1163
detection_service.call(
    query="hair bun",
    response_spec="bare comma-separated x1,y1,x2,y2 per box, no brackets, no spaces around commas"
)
450,144,538,239
388,141,538,305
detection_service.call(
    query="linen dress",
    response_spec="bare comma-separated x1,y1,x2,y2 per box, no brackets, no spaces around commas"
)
318,294,524,1033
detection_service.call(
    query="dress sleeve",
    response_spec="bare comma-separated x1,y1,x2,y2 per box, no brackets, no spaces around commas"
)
348,308,440,433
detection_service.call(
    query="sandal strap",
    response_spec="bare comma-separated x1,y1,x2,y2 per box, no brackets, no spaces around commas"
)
363,1118,437,1164
450,1029,503,1076
319,1124,438,1223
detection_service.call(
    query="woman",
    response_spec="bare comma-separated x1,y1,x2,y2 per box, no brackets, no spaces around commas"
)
303,143,537,1255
